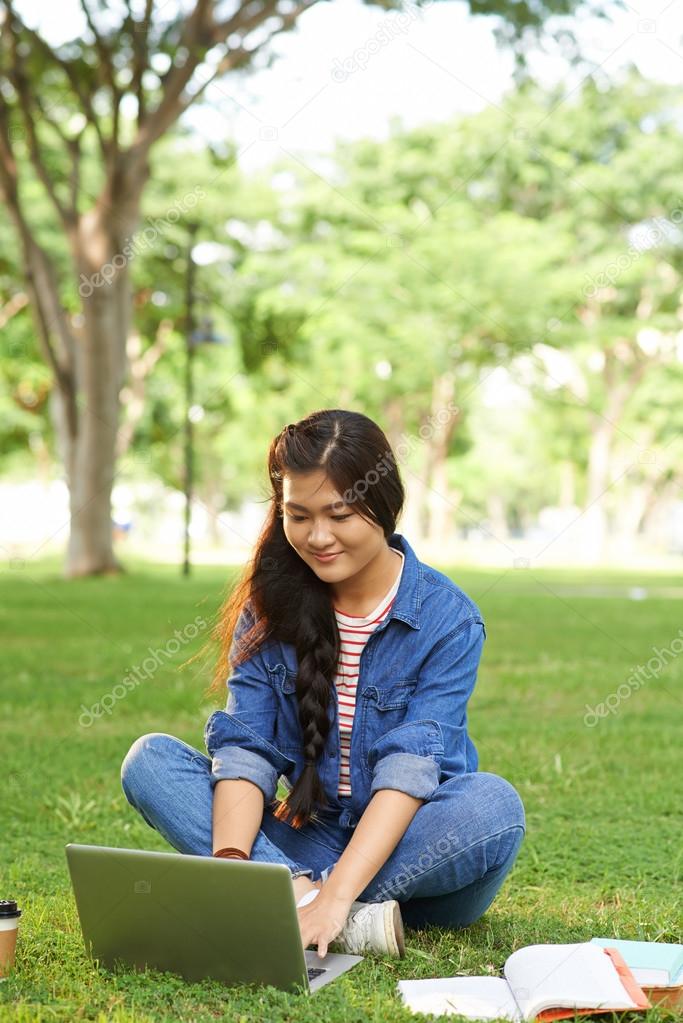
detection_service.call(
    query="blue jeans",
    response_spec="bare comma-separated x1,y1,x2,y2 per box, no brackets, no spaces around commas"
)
120,733,525,930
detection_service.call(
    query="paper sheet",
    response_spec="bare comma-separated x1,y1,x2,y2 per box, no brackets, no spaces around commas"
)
398,976,521,1020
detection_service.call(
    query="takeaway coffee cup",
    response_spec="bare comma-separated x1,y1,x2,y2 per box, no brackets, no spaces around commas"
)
0,901,21,979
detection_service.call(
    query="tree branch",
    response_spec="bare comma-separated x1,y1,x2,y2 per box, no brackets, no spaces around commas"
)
0,101,78,438
201,0,321,92
209,0,280,46
4,0,108,160
116,316,172,459
128,0,319,175
0,290,28,329
5,13,77,229
31,93,86,214
127,0,213,171
79,0,121,150
124,0,154,127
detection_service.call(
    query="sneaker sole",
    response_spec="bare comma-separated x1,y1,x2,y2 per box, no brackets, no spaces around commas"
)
384,900,406,958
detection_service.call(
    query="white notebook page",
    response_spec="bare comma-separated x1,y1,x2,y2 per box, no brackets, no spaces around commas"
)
397,976,521,1020
504,942,640,1019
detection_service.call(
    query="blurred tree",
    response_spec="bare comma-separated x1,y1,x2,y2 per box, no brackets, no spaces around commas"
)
216,119,576,545
488,70,683,559
235,67,683,556
0,0,616,575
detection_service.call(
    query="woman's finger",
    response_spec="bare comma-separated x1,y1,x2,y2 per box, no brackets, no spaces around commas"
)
316,916,345,958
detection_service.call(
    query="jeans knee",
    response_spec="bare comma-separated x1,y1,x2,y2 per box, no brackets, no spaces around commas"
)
476,772,526,833
475,774,526,874
120,732,179,805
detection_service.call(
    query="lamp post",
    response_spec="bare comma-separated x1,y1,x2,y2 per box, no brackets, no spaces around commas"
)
183,222,199,577
182,223,228,577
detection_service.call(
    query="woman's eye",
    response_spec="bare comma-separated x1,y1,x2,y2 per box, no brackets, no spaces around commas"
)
287,513,351,522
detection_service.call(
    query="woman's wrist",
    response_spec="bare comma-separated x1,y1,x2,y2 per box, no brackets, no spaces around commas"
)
313,883,354,912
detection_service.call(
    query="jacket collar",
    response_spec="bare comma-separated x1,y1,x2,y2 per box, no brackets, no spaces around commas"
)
386,532,423,630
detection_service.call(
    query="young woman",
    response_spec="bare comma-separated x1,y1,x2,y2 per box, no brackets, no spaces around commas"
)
121,408,525,961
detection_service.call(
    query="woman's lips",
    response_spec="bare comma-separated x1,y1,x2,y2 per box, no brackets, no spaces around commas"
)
311,551,343,562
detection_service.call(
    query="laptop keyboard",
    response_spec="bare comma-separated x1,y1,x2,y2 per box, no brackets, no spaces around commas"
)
307,966,329,980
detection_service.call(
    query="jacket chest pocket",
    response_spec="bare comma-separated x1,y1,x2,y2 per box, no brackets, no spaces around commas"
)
269,664,302,753
360,679,417,765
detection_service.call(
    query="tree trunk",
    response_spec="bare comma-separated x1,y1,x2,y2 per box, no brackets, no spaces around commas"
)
640,486,678,550
59,202,137,576
486,492,509,540
423,372,460,549
558,460,576,508
380,397,425,542
202,485,225,547
63,282,129,574
394,435,430,544
581,347,646,563
381,396,404,451
582,416,613,562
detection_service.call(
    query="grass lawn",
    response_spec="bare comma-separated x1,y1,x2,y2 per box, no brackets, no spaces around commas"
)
1,556,681,1022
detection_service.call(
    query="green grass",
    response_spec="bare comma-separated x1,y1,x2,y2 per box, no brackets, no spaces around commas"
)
1,557,681,1023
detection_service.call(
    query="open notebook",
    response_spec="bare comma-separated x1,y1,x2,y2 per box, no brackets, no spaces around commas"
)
397,942,650,1022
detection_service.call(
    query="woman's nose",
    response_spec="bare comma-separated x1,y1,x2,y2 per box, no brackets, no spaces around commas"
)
309,522,334,545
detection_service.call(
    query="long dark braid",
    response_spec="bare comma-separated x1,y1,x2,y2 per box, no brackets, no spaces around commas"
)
207,408,404,829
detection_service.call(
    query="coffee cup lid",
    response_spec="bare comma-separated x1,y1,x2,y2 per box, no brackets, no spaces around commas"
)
0,900,21,918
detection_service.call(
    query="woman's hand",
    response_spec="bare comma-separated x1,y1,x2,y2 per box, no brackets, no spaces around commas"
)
297,886,355,958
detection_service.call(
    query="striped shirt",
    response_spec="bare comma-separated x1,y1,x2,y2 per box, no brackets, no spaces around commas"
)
332,549,404,796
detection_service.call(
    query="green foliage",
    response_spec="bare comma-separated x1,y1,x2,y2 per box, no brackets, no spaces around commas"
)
3,61,682,541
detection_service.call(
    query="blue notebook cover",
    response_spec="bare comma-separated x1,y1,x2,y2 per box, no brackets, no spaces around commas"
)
591,938,683,984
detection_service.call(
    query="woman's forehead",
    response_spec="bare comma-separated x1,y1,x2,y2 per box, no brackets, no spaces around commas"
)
282,471,346,509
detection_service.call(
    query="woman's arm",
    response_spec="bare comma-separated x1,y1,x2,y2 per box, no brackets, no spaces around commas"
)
321,788,423,901
367,618,485,800
212,778,264,855
297,788,422,957
205,604,296,809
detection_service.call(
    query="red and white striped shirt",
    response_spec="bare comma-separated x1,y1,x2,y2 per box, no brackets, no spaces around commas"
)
332,550,404,796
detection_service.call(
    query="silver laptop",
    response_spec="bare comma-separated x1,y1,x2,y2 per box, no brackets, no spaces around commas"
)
65,843,363,994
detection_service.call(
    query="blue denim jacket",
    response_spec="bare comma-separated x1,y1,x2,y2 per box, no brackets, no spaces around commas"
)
204,532,485,827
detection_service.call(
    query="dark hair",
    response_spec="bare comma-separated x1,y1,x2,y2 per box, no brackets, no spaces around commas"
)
206,408,405,829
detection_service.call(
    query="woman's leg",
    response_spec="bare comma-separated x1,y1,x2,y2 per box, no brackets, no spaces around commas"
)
120,735,526,928
355,772,526,929
120,732,317,880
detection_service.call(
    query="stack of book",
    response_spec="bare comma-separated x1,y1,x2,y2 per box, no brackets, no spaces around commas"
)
590,937,683,1012
396,937,682,1021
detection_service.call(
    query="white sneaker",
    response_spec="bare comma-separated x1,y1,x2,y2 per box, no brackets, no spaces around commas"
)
330,899,405,958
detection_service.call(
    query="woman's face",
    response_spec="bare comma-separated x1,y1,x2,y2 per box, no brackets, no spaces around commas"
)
281,468,386,581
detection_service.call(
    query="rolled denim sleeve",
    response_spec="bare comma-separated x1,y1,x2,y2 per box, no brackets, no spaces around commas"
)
368,617,485,801
203,605,295,804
